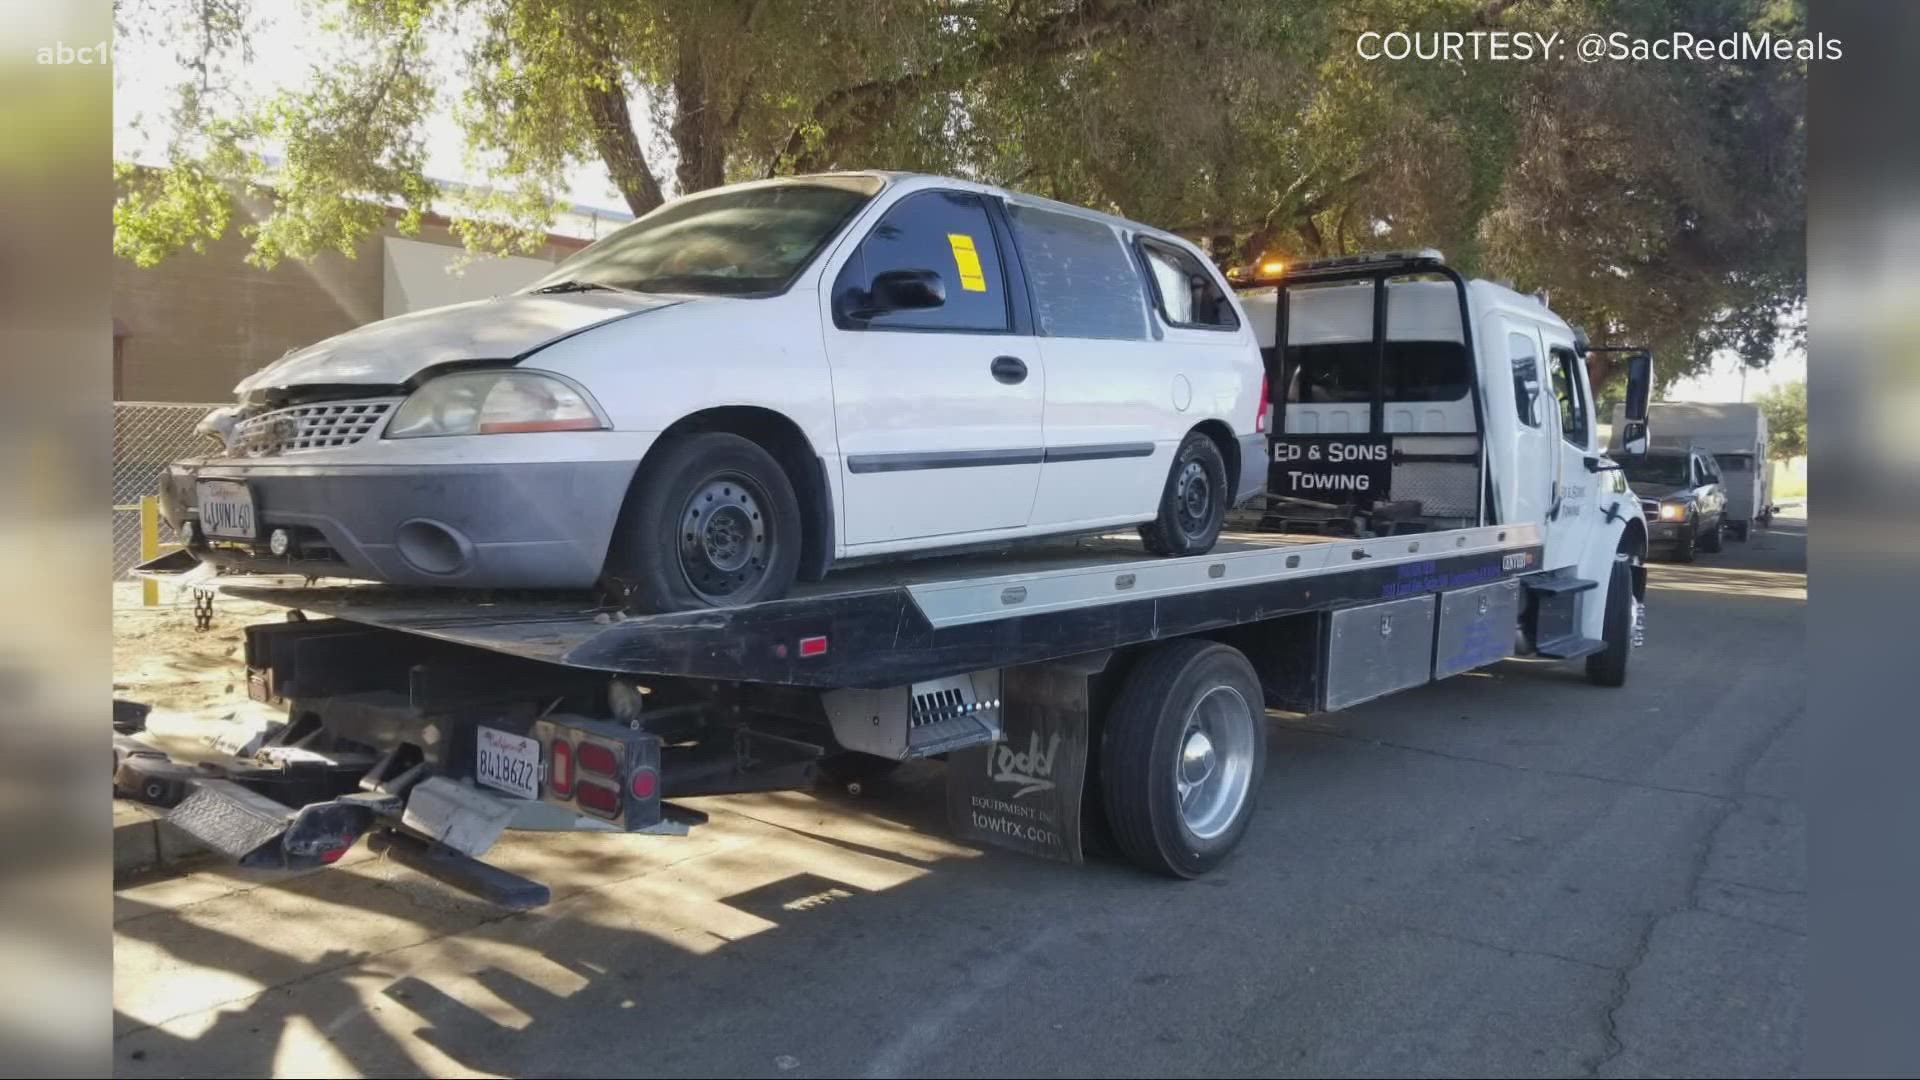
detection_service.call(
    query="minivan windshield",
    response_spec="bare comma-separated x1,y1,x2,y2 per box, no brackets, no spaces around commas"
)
1621,453,1691,489
529,176,884,298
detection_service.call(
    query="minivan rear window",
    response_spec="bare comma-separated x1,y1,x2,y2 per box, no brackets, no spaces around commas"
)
1005,204,1149,341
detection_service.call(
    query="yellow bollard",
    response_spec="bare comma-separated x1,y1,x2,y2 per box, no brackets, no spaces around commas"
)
139,495,160,607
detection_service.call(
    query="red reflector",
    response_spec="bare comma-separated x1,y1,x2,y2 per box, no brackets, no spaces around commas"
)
577,741,618,777
549,739,574,798
630,766,658,801
575,780,620,816
320,839,353,864
798,635,829,658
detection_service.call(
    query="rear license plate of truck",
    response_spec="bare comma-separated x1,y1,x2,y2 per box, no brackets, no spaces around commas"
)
476,726,540,800
196,480,258,539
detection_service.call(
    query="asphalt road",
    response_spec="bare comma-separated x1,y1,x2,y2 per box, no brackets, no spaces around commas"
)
114,510,1805,1078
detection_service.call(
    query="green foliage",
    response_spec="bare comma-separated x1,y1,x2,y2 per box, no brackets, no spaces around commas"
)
1755,379,1806,460
115,0,1806,384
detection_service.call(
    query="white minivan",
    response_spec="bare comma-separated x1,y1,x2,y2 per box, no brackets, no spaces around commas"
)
162,173,1269,611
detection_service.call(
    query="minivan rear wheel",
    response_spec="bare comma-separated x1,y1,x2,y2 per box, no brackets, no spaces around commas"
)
605,432,802,613
1141,431,1228,557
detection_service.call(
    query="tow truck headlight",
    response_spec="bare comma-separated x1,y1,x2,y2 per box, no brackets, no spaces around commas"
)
386,371,606,438
1658,501,1689,522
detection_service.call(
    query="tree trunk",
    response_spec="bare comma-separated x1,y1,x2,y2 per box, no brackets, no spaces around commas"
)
671,37,727,194
582,72,665,217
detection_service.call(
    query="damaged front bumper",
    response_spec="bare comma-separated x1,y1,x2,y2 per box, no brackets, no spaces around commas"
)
159,434,653,588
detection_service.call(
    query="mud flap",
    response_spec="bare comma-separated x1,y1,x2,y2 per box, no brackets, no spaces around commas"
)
945,653,1107,864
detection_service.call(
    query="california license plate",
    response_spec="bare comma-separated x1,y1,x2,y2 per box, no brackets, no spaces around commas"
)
476,726,541,800
196,479,258,540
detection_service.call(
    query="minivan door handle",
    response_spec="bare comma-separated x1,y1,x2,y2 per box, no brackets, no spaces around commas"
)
990,355,1028,384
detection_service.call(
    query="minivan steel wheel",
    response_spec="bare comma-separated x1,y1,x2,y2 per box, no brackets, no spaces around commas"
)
678,473,776,603
604,432,802,613
1141,431,1229,557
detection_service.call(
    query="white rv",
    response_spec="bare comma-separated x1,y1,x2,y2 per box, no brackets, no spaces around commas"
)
1612,401,1774,539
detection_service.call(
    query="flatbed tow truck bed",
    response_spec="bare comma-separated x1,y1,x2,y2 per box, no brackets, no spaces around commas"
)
212,516,1543,689
119,513,1557,907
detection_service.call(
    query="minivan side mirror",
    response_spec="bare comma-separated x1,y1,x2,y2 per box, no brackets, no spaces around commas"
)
859,269,946,318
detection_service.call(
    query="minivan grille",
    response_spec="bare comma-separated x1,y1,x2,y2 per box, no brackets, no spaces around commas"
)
228,398,399,457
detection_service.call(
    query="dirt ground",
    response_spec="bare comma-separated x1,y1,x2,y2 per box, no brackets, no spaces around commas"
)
112,581,288,725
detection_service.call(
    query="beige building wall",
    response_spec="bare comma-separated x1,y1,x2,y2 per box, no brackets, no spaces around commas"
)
113,215,586,403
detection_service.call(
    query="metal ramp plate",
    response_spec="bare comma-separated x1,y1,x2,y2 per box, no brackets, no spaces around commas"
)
167,779,294,861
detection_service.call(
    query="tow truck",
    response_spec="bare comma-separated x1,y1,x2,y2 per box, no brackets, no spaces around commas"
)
123,250,1654,908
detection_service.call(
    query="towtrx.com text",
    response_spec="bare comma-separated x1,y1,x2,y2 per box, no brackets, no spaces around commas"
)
1356,30,1841,63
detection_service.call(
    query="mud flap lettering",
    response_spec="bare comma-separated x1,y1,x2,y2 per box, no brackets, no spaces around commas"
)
945,657,1099,863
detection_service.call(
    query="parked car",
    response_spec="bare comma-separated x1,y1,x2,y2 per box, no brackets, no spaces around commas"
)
1611,401,1773,538
160,172,1268,611
1620,445,1728,561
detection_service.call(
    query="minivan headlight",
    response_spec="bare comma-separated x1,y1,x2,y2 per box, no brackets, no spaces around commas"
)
386,371,606,438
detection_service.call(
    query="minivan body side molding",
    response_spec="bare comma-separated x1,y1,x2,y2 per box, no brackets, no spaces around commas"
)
846,442,1156,474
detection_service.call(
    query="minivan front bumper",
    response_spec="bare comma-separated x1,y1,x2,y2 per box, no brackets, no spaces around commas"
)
161,457,641,588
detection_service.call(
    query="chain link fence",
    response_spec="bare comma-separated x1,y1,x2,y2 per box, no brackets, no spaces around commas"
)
113,402,221,578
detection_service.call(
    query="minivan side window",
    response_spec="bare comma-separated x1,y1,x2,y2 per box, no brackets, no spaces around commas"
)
1508,330,1542,426
1004,203,1149,340
834,190,1010,332
1138,239,1238,330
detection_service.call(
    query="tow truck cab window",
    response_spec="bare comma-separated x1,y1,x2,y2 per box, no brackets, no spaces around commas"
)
1508,331,1542,426
1138,239,1238,330
1005,203,1149,340
834,190,1010,332
1715,453,1753,473
1283,341,1471,404
1547,346,1589,447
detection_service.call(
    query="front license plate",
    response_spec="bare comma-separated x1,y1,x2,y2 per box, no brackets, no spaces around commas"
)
476,726,541,800
196,479,258,539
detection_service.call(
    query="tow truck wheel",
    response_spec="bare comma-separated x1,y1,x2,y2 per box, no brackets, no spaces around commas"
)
1101,640,1267,878
606,432,803,613
1140,431,1228,557
1586,551,1641,687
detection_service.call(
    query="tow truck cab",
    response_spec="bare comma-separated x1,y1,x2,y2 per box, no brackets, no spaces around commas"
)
1235,249,1651,649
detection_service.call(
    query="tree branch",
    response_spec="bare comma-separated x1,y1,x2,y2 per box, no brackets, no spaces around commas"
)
576,24,664,215
775,0,1176,172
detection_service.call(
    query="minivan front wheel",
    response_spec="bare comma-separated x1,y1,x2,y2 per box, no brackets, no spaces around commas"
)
1141,431,1228,556
606,432,802,613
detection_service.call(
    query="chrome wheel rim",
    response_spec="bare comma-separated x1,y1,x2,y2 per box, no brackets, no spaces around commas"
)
1175,459,1213,538
678,473,772,602
1174,684,1257,840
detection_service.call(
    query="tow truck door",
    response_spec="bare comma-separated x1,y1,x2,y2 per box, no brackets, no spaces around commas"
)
1502,321,1557,532
1539,331,1604,567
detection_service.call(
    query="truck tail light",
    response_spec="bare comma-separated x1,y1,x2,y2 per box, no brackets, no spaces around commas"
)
1256,374,1271,433
630,766,658,801
576,741,618,777
531,715,661,832
575,780,620,817
549,738,574,798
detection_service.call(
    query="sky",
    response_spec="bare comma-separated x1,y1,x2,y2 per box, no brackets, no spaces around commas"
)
112,0,641,217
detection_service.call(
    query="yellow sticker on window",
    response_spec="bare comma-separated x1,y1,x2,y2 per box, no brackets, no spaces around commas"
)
947,233,988,292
